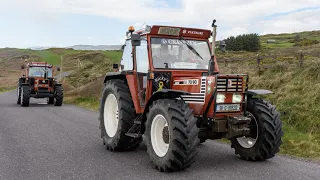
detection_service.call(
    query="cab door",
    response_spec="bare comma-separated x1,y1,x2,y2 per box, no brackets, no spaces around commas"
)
134,39,149,108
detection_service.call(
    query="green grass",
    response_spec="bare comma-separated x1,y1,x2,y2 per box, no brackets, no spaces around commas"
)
0,87,15,93
262,42,294,48
102,51,122,63
280,124,320,160
33,50,61,65
64,97,99,112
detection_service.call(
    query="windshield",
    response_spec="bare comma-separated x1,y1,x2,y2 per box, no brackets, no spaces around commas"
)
28,67,53,77
151,38,211,70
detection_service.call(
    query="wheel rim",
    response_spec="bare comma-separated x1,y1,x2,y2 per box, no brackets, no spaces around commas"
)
103,93,119,137
151,114,170,157
236,112,258,148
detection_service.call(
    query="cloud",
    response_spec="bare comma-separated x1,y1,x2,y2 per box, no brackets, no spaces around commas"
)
259,9,320,35
2,0,320,43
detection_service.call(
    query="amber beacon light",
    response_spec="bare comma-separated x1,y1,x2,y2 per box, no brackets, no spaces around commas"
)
129,26,135,33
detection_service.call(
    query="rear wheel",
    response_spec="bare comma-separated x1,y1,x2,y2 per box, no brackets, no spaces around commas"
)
99,79,142,151
21,86,30,107
145,99,199,172
230,98,284,161
54,86,63,106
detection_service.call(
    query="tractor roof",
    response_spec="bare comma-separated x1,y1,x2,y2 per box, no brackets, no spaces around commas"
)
126,25,211,40
27,62,53,68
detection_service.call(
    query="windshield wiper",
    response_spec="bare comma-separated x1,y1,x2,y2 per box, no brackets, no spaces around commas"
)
178,36,203,60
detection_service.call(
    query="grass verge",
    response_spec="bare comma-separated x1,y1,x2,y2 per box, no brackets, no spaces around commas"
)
0,86,15,93
64,96,100,112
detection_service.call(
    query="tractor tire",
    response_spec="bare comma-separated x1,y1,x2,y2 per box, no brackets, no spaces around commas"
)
99,79,142,151
199,139,206,144
144,99,199,172
54,86,63,106
230,98,284,161
47,97,54,104
20,86,30,107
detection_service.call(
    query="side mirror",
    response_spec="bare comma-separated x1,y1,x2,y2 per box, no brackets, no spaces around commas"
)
131,34,141,46
113,64,119,72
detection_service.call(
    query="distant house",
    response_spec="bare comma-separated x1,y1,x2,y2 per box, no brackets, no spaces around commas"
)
267,39,276,43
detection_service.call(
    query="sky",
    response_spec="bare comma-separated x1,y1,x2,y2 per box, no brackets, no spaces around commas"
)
0,0,319,48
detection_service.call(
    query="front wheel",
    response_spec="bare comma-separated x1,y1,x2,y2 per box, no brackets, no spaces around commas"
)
144,99,199,172
16,85,21,104
54,86,63,106
21,86,30,107
230,98,284,161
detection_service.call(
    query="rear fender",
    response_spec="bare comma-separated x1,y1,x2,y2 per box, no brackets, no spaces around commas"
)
140,89,191,133
103,72,126,84
21,83,30,86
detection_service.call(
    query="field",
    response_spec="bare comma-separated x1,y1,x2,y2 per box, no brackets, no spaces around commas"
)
0,30,320,160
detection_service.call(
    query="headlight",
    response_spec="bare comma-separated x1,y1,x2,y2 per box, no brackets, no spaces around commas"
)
216,93,226,103
232,93,242,103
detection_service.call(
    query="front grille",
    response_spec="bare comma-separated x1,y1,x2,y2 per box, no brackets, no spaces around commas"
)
179,77,206,104
217,76,243,92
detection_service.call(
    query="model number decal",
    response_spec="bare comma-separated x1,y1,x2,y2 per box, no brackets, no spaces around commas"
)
174,79,198,85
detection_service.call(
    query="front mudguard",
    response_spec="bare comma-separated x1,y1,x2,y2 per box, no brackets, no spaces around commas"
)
246,89,274,98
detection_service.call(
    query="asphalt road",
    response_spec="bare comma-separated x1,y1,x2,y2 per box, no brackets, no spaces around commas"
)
1,90,320,180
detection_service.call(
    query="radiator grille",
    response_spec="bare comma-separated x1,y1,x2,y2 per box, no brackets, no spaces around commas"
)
217,76,243,92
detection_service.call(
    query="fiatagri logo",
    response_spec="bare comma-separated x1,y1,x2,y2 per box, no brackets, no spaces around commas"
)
182,29,204,35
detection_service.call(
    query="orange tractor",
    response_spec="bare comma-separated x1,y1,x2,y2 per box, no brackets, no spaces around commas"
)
98,20,283,172
17,61,63,107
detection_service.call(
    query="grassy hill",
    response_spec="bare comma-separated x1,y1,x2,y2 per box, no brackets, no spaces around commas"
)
0,30,320,160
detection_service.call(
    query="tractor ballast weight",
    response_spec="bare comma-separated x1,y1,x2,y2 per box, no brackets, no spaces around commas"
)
17,61,64,107
98,20,284,172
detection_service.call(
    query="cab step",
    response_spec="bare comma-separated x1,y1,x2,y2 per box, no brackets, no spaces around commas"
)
125,114,143,138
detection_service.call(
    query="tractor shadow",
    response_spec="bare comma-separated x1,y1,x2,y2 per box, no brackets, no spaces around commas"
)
94,137,276,176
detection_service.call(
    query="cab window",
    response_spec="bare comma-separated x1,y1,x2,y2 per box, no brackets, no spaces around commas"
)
136,39,149,73
121,40,133,71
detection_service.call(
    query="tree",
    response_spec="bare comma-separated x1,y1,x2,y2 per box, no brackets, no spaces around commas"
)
223,33,261,52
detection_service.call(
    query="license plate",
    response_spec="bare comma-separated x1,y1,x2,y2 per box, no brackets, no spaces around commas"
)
216,104,240,112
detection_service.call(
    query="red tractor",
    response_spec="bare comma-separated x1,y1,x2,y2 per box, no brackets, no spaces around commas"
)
17,61,63,107
98,20,283,172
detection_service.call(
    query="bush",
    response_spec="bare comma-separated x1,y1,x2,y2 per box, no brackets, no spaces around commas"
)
224,33,261,52
294,39,319,47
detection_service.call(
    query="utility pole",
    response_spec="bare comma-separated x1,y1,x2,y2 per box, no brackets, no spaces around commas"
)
60,55,63,82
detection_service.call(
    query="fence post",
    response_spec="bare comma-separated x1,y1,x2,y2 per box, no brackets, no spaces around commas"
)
299,51,304,68
257,54,262,76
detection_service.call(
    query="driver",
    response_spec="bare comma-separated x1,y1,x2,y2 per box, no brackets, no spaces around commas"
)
160,44,177,62
153,44,177,68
